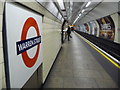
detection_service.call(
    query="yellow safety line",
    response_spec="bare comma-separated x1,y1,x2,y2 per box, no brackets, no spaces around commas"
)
75,32,120,69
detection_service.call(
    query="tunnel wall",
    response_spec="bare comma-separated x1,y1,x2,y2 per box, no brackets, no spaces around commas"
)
0,1,5,89
0,1,62,89
78,13,120,44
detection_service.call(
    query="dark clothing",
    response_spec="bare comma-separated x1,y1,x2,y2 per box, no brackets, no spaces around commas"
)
67,27,71,41
67,27,71,34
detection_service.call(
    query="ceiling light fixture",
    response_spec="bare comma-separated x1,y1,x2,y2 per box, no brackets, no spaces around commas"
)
73,15,80,24
79,13,82,17
81,9,85,13
86,1,91,7
57,0,65,10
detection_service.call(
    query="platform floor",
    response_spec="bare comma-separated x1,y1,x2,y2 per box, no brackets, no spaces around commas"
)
43,32,118,88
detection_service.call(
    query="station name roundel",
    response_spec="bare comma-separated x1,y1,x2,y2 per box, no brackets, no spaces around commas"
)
16,17,41,68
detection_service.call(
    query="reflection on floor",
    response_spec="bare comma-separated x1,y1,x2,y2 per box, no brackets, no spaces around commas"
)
43,32,118,88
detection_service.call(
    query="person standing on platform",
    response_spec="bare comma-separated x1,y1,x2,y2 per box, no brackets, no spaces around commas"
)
67,26,72,41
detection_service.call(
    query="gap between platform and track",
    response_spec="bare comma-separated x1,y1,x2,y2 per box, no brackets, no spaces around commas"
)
75,32,120,69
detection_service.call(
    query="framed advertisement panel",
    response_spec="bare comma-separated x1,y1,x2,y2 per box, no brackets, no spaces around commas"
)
4,3,43,88
84,23,89,33
88,21,98,36
97,16,115,41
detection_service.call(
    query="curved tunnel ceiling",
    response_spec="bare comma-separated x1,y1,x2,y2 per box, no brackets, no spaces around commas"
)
62,1,119,26
38,0,119,26
77,2,118,25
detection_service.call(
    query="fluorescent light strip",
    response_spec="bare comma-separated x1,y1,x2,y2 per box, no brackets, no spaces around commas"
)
79,13,82,16
73,13,82,24
81,9,85,13
73,16,79,24
86,1,91,7
57,0,65,9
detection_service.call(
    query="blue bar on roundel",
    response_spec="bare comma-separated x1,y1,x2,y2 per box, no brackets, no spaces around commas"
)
16,36,41,55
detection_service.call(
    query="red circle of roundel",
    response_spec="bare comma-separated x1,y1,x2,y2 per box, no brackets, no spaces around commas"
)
21,17,40,68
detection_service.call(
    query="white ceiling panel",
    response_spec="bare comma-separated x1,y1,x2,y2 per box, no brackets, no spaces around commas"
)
77,2,118,25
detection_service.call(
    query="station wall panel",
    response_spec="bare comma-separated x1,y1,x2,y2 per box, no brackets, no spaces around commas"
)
0,1,6,89
0,1,62,88
42,16,61,82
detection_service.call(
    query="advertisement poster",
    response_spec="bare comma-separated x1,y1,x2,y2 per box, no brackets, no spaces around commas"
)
84,23,89,33
97,16,115,41
88,21,98,36
80,25,86,32
5,3,43,88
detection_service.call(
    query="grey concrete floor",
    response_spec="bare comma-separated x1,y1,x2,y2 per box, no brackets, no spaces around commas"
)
43,32,118,88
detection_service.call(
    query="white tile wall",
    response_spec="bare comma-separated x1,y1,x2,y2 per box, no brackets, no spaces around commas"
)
0,63,6,88
0,1,5,89
0,79,2,90
2,78,6,88
0,63,2,80
2,63,5,78
0,15,2,32
0,1,3,15
43,16,62,82
0,32,2,47
0,48,3,64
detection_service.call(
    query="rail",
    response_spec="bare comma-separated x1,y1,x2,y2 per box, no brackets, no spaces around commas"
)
75,30,120,61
